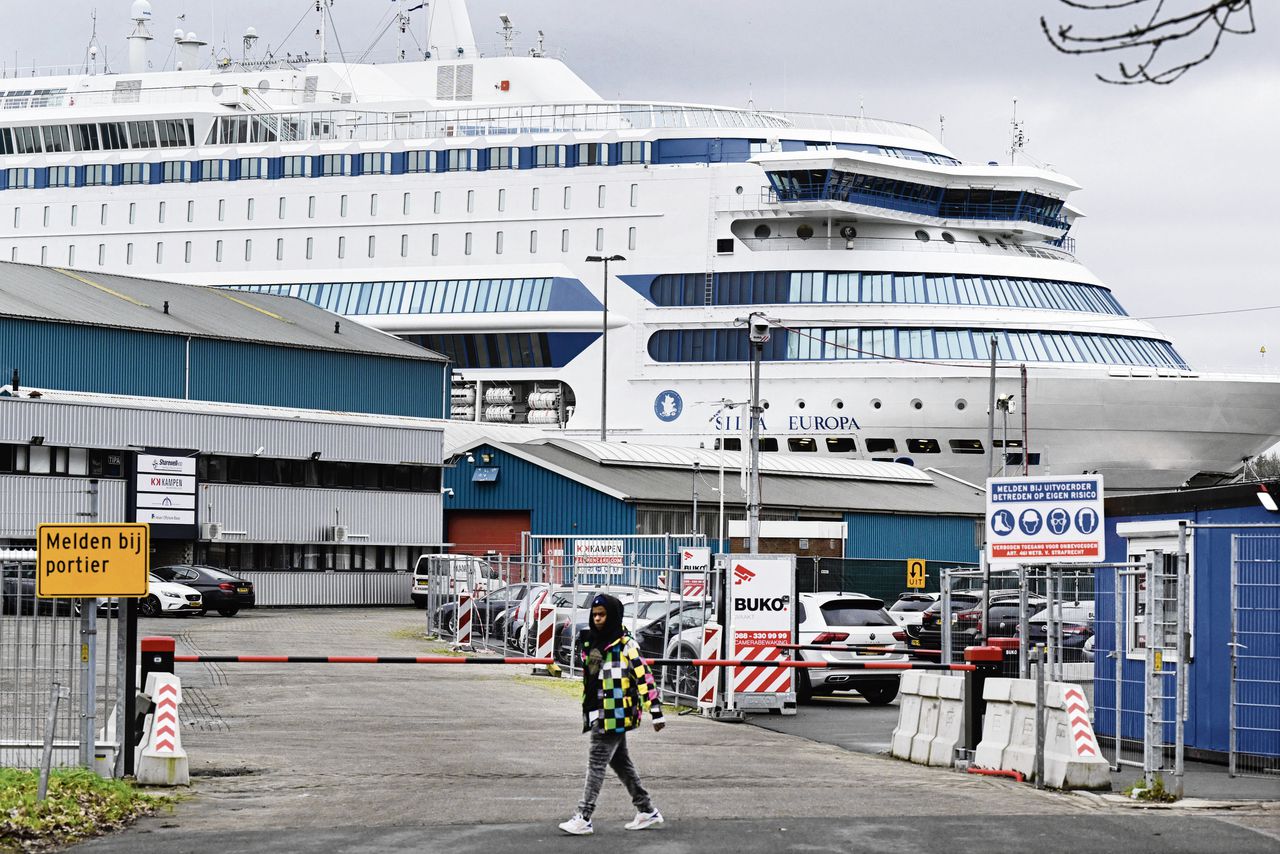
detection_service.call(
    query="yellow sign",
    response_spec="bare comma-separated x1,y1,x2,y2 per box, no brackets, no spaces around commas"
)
906,558,926,589
37,524,149,598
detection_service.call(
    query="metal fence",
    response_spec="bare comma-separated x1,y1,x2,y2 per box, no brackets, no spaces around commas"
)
1231,534,1280,777
1,558,128,775
797,557,979,604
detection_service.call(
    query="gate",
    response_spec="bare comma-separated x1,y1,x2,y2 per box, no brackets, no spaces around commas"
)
1,554,129,776
1230,534,1280,777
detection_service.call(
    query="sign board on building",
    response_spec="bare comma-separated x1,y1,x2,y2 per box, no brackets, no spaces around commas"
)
36,523,149,598
679,547,711,599
574,539,624,577
986,475,1105,564
726,553,796,714
906,558,926,589
129,451,199,539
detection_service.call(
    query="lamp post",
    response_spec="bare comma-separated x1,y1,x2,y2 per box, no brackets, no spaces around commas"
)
746,312,771,553
585,254,625,442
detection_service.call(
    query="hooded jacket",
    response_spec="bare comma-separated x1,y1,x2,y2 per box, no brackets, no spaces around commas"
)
580,594,664,734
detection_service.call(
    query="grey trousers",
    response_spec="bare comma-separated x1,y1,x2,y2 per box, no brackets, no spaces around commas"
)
576,728,654,820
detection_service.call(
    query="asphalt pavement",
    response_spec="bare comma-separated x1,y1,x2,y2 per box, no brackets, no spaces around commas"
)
70,608,1280,854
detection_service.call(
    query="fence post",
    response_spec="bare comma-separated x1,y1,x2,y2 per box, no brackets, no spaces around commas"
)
37,683,68,801
1174,522,1188,799
1112,564,1125,772
941,569,953,666
1144,549,1162,789
1229,535,1238,777
1034,645,1046,789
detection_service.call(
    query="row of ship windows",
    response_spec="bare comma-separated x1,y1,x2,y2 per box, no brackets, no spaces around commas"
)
652,271,1125,316
7,226,640,268
648,328,1189,369
713,436,1037,459
7,183,640,229
0,119,196,156
0,144,653,189
233,278,557,316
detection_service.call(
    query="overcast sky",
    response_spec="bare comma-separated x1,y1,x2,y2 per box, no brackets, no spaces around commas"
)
4,0,1278,372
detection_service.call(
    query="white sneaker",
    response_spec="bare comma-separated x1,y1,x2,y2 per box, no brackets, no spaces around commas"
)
624,810,664,831
558,814,594,835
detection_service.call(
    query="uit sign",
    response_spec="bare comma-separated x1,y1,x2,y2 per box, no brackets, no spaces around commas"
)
986,475,1104,564
37,523,149,598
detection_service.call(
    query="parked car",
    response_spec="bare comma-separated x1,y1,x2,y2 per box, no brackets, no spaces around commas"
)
139,574,204,617
553,590,690,663
887,592,941,628
907,592,1046,658
151,565,255,616
2,562,105,616
792,592,908,705
1026,601,1096,661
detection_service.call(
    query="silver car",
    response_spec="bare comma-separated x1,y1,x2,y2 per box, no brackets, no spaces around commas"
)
796,591,908,705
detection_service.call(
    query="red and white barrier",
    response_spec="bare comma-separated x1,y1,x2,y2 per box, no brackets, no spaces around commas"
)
453,589,473,650
733,643,793,696
698,621,722,710
135,673,189,786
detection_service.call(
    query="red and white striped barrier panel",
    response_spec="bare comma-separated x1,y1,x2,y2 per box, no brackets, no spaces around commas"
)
530,598,557,675
454,589,473,649
1064,685,1099,759
698,621,722,709
733,643,793,697
135,673,189,786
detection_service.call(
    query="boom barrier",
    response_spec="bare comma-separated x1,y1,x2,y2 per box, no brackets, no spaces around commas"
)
172,653,976,671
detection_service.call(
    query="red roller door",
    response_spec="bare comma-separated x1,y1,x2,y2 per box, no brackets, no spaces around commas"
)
446,510,531,557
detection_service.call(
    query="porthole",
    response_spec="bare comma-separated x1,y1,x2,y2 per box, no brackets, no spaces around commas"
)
258,79,271,93
955,399,967,411
833,399,844,410
753,223,772,239
911,398,923,410
914,230,930,242
995,237,1007,248
735,185,744,195
211,83,224,97
977,235,990,246
871,398,882,410
797,399,806,409
763,400,770,410
941,232,956,244
796,224,814,240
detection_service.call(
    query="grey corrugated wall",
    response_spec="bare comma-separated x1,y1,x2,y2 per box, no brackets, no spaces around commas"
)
0,476,127,538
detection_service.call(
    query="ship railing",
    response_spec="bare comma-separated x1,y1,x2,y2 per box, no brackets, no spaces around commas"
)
739,234,1079,263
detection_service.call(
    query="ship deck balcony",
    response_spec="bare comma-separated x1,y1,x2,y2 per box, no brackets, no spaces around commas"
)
737,234,1078,263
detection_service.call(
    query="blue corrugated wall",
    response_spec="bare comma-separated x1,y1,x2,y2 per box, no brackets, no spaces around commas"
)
2,317,185,396
842,512,980,562
0,317,445,418
1097,504,1280,755
445,444,635,539
190,339,444,417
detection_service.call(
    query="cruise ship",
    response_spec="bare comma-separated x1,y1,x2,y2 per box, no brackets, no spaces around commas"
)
2,0,1277,491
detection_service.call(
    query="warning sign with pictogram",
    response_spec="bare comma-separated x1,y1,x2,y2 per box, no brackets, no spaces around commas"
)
906,558,926,589
726,554,796,714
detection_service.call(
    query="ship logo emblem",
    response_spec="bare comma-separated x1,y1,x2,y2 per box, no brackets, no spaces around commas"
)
654,390,683,422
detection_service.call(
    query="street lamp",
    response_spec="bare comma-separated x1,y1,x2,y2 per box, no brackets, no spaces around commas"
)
585,253,625,442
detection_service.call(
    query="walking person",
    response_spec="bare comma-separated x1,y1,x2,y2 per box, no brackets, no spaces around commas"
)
559,593,665,835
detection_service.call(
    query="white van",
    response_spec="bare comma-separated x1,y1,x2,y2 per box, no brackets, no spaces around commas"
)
411,554,501,608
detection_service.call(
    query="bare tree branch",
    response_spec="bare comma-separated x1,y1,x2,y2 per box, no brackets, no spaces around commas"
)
1041,0,1256,85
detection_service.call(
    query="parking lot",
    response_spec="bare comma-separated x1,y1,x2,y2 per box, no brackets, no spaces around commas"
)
58,606,1279,853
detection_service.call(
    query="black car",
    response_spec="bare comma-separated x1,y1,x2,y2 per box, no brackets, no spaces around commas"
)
906,592,1044,658
2,562,79,616
151,565,256,616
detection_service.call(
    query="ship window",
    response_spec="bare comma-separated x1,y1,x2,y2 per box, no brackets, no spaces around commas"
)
368,235,376,258
184,241,192,263
431,233,439,256
121,163,146,185
244,239,252,262
48,166,75,188
161,161,191,183
825,437,857,453
865,439,897,453
71,123,100,151
84,165,110,187
370,193,379,216
306,237,314,260
239,157,268,179
533,144,566,168
578,143,609,166
717,438,742,451
401,234,409,258
362,152,392,175
788,438,818,453
98,243,106,265
618,141,652,165
758,438,779,452
443,149,476,172
488,146,517,169
915,230,931,242
320,154,352,177
941,231,956,244
906,438,941,454
629,227,637,251
561,229,570,252
977,235,990,245
530,230,538,253
630,184,638,207
337,236,346,259
563,186,572,209
717,238,734,253
281,156,308,178
41,125,70,152
340,195,349,217
595,228,604,252
497,188,506,212
215,240,223,262
127,120,157,149
464,232,473,256
125,243,134,265
406,150,432,173
949,439,985,455
495,232,504,255
11,126,41,154
98,122,127,150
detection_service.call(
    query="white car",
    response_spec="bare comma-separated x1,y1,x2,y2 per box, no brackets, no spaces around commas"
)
795,592,908,705
887,592,942,628
139,574,204,617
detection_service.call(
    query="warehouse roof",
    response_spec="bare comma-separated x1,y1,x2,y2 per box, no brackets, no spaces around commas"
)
467,437,985,516
0,262,444,362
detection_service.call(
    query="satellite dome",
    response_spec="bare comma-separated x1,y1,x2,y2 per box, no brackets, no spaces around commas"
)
130,0,153,21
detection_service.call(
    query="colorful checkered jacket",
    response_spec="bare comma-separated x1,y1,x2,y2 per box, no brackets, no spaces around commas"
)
580,632,664,733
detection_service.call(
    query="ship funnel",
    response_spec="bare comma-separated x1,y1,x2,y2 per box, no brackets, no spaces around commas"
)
175,29,206,71
126,0,154,73
428,0,477,58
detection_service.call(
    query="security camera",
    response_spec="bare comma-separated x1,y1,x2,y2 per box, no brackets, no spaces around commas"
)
254,446,265,456
442,487,455,497
466,453,476,464
748,313,771,344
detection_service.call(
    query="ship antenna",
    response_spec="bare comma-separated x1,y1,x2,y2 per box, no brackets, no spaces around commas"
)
498,14,518,57
84,9,105,75
531,30,545,58
938,114,946,144
1010,98,1028,165
314,0,334,63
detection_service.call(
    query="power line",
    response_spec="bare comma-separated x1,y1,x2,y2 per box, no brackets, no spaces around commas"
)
1136,304,1280,321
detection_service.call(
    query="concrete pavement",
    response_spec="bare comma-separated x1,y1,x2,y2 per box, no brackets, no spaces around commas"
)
71,608,1280,853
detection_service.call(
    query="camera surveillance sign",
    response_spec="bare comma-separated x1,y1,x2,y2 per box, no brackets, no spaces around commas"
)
986,475,1104,564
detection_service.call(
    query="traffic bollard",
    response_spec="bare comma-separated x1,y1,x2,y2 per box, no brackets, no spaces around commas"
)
963,645,1003,751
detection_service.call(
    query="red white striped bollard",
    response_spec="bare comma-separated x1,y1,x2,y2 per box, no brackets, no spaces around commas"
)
698,621,722,713
453,589,473,651
531,602,558,676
